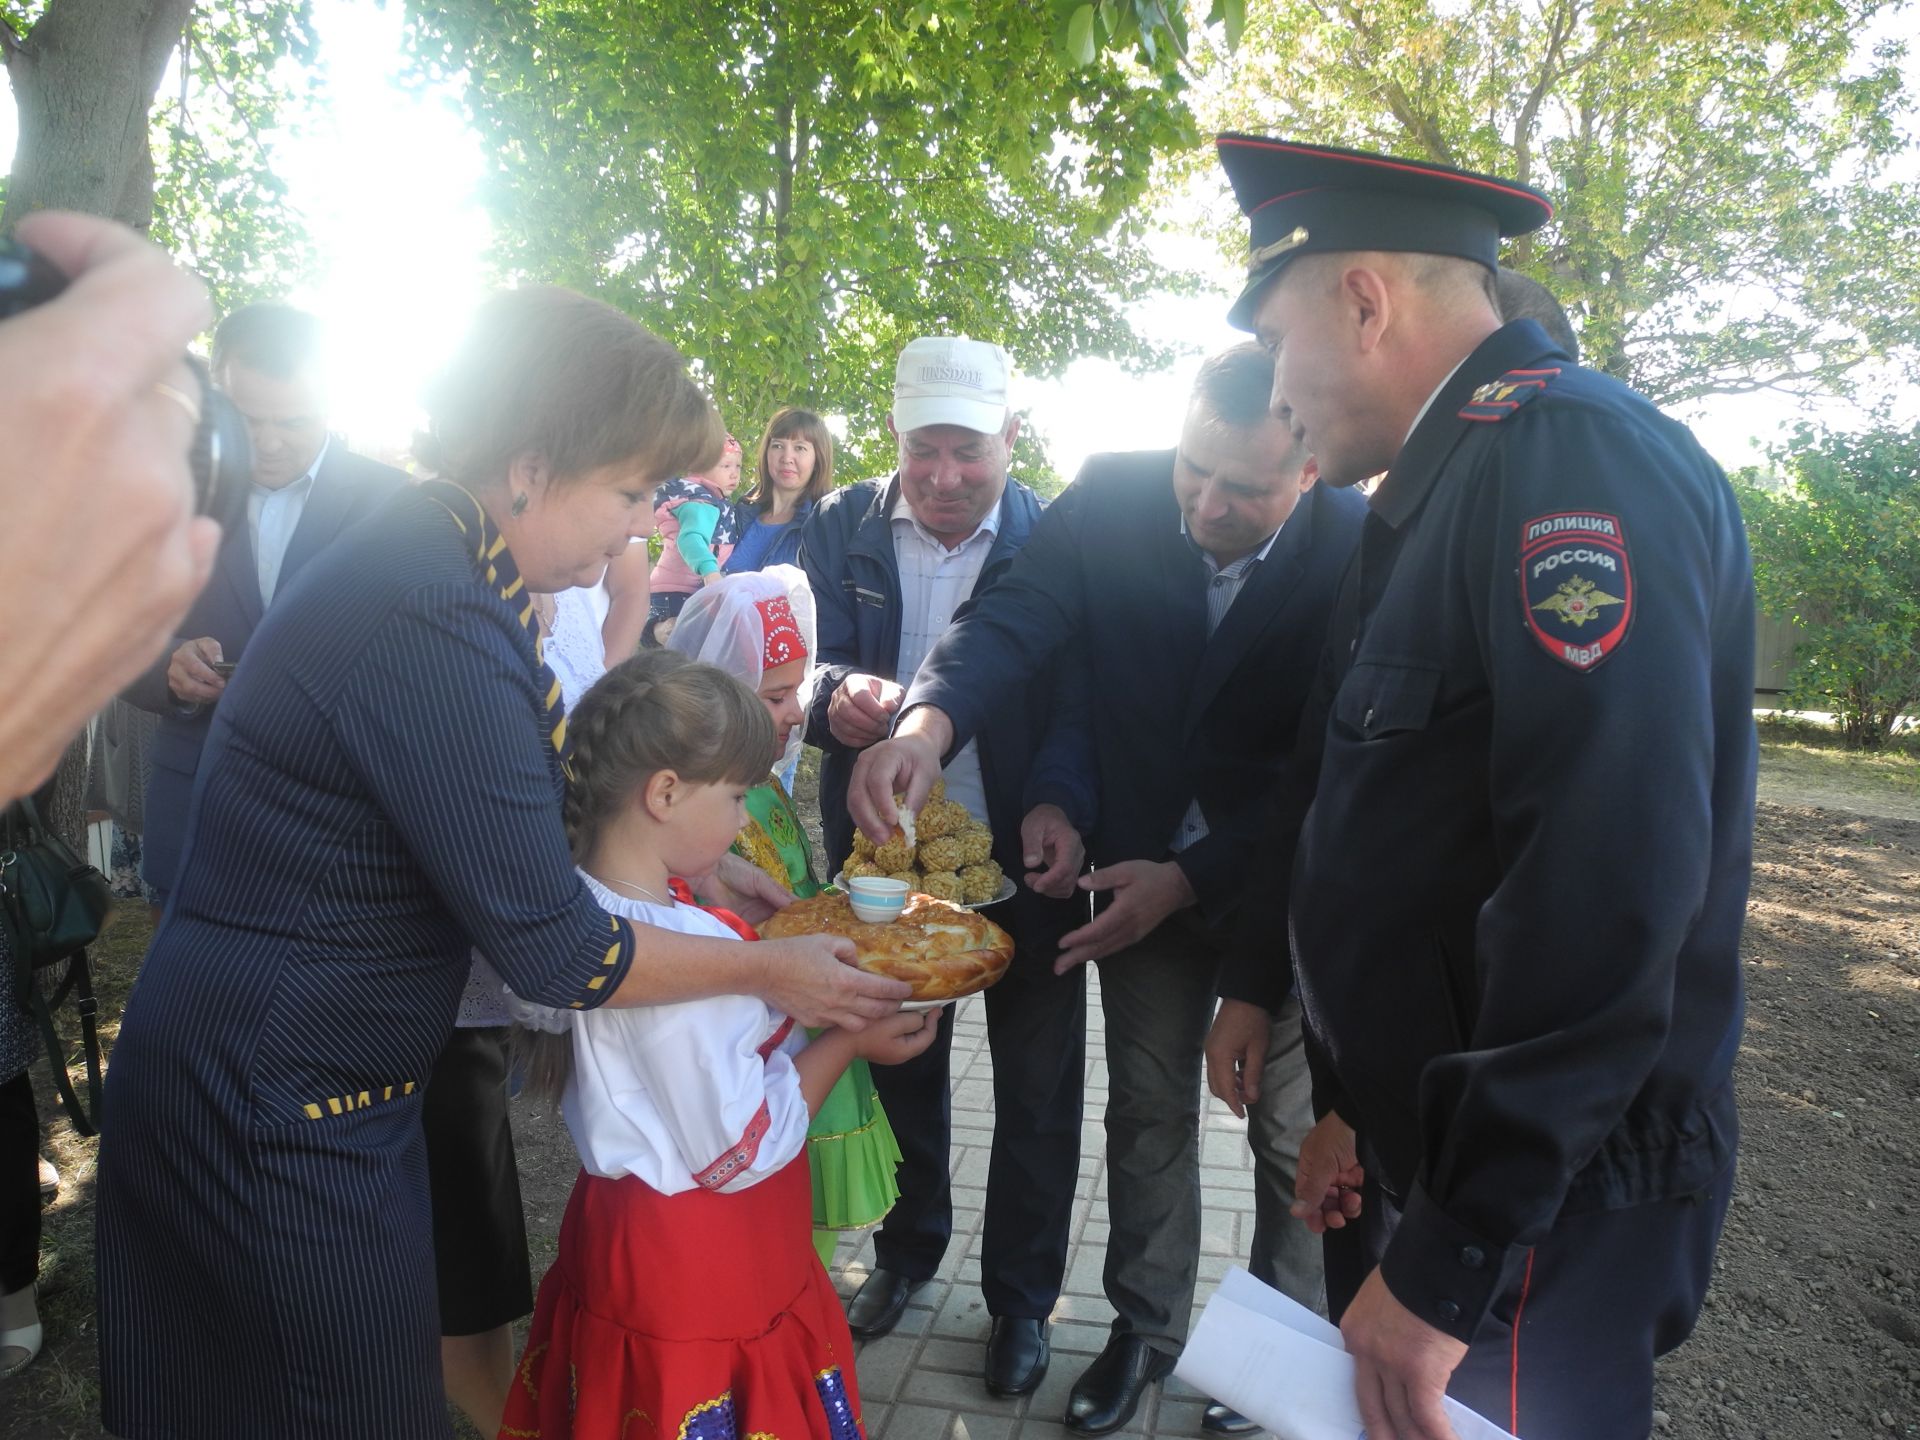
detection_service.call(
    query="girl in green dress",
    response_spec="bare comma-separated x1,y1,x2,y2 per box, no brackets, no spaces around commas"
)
669,567,903,1262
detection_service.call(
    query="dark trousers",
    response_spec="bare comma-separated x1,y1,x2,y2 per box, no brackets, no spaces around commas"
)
1325,1156,1735,1440
1,1071,40,1295
1098,908,1330,1354
869,960,1086,1318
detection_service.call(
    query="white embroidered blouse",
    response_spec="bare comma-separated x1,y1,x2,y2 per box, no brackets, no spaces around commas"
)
508,871,811,1194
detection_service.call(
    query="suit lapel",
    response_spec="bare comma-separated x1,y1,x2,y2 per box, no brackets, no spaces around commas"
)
219,506,265,627
277,443,357,588
1154,482,1210,668
1180,486,1319,740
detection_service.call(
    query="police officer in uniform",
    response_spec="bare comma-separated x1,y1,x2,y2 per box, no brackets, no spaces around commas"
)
1205,136,1754,1440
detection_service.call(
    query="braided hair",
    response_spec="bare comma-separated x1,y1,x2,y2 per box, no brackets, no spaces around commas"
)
517,649,775,1108
561,649,774,865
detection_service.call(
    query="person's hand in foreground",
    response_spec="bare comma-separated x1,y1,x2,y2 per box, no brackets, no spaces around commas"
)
755,931,912,1030
827,672,904,749
1053,859,1196,971
1019,802,1084,898
167,637,228,706
848,1007,941,1065
845,705,950,839
1340,1268,1469,1440
0,212,217,802
1205,998,1272,1119
1291,1110,1365,1233
691,853,910,1029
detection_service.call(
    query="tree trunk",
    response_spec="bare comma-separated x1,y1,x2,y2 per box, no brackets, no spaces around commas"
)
0,0,195,233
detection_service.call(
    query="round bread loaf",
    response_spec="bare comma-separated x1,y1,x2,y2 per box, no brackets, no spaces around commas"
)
759,891,1014,1001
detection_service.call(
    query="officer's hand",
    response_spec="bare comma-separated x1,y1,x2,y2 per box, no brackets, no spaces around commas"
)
1054,860,1196,972
1291,1110,1365,1233
167,636,227,704
827,672,904,749
1340,1268,1469,1440
1019,803,1084,898
1205,999,1272,1119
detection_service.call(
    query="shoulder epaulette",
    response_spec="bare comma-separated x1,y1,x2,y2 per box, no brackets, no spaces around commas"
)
1458,366,1562,423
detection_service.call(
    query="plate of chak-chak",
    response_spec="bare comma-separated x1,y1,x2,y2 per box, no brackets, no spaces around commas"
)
759,891,1015,1011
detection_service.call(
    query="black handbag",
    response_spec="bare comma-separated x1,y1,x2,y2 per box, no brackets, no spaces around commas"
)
1,796,111,1135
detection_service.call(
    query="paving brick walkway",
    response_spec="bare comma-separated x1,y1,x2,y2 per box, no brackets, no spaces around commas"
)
826,971,1261,1440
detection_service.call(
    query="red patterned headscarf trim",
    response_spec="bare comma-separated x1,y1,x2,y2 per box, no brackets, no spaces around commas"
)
756,595,808,668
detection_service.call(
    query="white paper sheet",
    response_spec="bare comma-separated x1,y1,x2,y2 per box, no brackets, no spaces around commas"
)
1174,1268,1521,1440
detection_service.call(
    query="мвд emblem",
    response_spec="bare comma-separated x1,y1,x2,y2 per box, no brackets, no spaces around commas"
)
1519,512,1632,671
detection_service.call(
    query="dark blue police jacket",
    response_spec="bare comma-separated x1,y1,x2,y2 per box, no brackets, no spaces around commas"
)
798,474,1095,966
123,444,406,895
1242,320,1754,1345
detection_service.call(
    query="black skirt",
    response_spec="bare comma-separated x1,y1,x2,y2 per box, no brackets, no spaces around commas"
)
423,1025,534,1336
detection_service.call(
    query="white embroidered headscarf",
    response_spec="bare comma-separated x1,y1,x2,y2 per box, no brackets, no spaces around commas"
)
666,566,818,772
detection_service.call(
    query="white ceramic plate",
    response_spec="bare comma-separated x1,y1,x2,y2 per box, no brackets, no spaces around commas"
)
831,873,1017,910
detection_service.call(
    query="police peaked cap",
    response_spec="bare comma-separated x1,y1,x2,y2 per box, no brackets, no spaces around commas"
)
1215,134,1553,331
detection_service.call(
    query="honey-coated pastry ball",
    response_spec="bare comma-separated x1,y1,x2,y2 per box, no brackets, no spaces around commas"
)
887,869,922,888
917,835,967,874
851,830,877,860
873,837,915,873
954,826,994,867
843,857,885,880
916,798,970,839
958,860,1004,905
919,870,964,903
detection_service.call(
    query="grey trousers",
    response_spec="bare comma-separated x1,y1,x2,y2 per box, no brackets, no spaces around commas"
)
1098,909,1324,1356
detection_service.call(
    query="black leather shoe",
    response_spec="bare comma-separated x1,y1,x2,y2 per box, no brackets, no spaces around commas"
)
984,1316,1050,1396
1201,1402,1260,1435
845,1268,925,1339
1065,1334,1176,1435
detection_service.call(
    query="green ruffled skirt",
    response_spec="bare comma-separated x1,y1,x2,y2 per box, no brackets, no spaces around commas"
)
807,1058,902,1232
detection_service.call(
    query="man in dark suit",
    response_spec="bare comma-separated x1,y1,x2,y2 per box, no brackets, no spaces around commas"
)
848,344,1366,1435
800,335,1096,1401
124,303,405,905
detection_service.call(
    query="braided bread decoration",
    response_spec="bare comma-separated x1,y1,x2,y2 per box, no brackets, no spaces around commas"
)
760,891,1014,1001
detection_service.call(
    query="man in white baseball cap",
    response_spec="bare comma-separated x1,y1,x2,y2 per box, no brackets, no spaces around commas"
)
798,336,1096,1400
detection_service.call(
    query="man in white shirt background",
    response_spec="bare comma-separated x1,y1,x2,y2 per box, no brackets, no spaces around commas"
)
799,336,1097,1401
124,303,405,906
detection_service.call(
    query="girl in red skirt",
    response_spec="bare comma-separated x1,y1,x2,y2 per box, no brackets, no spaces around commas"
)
502,651,938,1440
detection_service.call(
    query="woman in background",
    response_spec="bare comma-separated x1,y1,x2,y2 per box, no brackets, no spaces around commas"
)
725,407,834,575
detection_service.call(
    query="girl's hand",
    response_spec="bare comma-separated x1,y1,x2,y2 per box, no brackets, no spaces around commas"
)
849,1007,942,1065
758,935,910,1030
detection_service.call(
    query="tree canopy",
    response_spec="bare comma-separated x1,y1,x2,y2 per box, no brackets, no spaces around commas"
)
406,0,1196,476
1738,422,1920,747
1186,0,1920,409
0,0,316,311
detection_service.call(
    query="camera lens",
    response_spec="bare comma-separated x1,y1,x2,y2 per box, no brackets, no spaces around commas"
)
0,240,66,320
184,359,253,533
0,239,255,524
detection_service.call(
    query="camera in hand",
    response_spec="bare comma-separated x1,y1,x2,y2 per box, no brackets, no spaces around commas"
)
0,238,252,532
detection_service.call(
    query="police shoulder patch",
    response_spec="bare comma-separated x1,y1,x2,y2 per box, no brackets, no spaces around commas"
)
1519,512,1632,672
1460,367,1562,422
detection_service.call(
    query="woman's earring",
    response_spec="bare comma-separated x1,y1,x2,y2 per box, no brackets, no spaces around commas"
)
511,493,529,517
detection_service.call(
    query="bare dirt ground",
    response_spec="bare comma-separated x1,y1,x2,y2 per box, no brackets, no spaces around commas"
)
5,748,1918,1440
